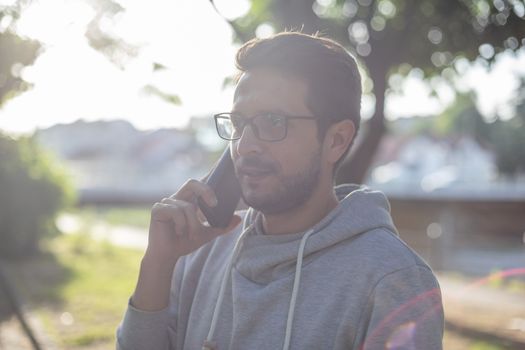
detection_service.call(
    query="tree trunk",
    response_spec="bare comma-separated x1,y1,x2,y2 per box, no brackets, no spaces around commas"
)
336,70,387,185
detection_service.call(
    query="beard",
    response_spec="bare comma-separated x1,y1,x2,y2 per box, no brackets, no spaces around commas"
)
236,150,322,215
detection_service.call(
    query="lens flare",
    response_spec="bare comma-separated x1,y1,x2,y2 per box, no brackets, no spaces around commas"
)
386,321,416,349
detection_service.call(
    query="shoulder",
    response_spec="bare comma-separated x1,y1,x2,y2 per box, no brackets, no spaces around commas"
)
322,228,438,294
352,228,432,273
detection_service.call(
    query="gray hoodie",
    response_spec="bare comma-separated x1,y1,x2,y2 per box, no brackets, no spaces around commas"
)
117,185,444,349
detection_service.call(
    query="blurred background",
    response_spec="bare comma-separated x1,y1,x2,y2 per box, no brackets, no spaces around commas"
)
0,0,524,349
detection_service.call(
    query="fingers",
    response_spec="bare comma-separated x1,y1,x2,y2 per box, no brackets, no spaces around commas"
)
171,179,218,208
152,202,187,236
160,198,202,240
149,200,242,259
155,198,202,238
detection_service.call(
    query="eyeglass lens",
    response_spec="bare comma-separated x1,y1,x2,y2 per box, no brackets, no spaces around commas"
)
217,114,286,141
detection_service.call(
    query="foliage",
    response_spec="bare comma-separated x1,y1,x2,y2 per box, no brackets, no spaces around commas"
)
142,84,182,105
1,0,179,111
0,1,41,105
0,133,75,258
481,114,525,177
221,0,525,183
83,0,140,67
417,90,525,177
0,0,133,106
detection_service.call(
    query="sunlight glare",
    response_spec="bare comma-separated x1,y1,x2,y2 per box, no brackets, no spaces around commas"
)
0,0,237,134
213,0,251,21
16,0,94,44
2,0,524,135
0,0,17,6
386,73,444,119
386,321,416,349
463,50,525,119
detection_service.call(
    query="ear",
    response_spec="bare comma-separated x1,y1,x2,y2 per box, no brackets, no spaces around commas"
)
323,119,356,165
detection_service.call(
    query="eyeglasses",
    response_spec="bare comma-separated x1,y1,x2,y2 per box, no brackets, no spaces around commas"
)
214,112,317,142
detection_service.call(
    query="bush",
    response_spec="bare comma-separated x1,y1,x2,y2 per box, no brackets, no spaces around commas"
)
0,132,74,259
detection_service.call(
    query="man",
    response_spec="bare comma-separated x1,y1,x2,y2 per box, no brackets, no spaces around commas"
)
117,32,444,350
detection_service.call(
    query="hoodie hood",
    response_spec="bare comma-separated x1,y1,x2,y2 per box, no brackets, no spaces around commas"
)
234,184,398,284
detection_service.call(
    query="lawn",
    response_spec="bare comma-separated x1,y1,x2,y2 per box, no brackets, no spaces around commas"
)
1,205,523,349
2,233,143,349
65,205,152,229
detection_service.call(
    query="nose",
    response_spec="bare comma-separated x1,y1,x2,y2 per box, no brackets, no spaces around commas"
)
234,124,262,157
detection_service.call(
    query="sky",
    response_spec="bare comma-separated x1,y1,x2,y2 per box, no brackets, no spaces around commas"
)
0,0,524,135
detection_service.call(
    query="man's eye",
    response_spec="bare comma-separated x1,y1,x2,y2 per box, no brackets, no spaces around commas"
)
266,114,285,127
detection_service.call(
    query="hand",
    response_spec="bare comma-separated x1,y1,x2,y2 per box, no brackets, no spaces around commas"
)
146,179,241,266
131,179,241,311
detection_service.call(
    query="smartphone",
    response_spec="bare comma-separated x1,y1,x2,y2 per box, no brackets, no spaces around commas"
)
198,146,242,228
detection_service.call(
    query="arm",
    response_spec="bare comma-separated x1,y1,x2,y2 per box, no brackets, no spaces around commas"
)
357,265,444,350
116,179,241,350
116,257,186,350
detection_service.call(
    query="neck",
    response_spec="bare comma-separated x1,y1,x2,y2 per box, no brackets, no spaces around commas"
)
261,183,339,235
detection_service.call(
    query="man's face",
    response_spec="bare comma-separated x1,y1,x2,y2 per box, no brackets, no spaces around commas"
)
231,68,328,215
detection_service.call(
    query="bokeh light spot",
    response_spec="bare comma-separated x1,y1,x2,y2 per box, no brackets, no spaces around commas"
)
427,222,443,239
427,27,443,45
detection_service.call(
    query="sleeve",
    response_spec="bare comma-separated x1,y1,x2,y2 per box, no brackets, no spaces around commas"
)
356,265,444,350
116,257,187,350
116,302,171,350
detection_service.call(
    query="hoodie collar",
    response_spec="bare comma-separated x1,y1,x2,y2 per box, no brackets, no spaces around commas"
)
234,184,397,284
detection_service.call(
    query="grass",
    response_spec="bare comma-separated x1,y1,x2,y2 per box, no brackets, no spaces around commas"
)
66,205,151,228
3,205,523,349
4,235,519,350
439,269,525,295
2,233,143,349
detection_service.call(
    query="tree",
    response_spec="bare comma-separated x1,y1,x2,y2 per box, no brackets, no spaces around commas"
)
490,112,525,176
0,0,135,106
0,132,74,258
0,1,40,105
421,86,525,177
217,0,525,183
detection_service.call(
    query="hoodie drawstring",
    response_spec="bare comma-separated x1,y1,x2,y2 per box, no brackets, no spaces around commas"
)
282,229,314,350
203,228,250,350
203,227,315,350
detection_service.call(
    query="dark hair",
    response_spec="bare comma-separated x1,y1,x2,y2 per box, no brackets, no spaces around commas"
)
235,31,362,170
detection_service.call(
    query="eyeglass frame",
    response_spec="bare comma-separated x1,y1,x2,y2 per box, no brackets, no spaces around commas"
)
213,112,318,142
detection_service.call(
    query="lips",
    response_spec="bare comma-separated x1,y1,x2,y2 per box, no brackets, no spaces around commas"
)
235,157,276,179
237,166,273,178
